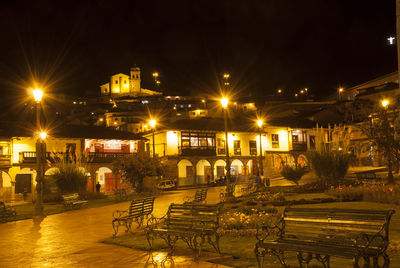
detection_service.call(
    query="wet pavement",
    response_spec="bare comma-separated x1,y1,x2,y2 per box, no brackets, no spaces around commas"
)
0,187,229,268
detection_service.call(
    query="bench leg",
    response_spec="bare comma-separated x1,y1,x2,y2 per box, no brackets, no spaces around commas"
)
112,220,120,238
254,243,267,268
207,233,221,254
315,254,330,268
146,231,155,250
297,252,313,268
193,234,205,260
373,253,390,268
353,255,370,268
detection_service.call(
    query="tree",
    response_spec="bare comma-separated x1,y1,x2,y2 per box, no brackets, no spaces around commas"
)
113,152,165,192
358,107,400,184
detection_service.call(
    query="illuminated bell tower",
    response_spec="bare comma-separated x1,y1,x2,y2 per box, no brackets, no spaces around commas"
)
130,67,141,93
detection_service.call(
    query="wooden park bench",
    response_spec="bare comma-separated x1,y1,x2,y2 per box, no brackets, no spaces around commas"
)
220,183,236,202
241,180,255,195
183,188,208,204
62,193,88,210
356,171,382,183
146,203,222,258
254,207,395,268
112,196,155,237
0,201,16,222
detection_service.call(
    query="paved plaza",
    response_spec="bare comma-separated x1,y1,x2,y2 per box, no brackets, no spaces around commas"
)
0,187,228,268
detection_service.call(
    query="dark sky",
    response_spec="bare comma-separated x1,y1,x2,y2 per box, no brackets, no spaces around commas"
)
0,0,397,104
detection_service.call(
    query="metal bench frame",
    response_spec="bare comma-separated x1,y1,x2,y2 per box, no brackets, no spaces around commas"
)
146,203,222,258
220,183,236,202
254,207,395,268
0,201,16,222
112,196,155,237
184,188,208,204
62,193,88,210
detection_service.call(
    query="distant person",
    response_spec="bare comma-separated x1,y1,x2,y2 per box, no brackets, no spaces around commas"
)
207,175,211,185
96,181,101,192
23,187,28,201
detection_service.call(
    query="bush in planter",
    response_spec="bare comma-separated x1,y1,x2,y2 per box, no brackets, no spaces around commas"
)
308,149,350,188
280,165,308,185
53,163,88,194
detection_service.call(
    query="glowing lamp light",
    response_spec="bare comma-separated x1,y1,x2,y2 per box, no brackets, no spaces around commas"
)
33,89,43,102
149,119,156,128
39,132,47,140
381,99,389,108
221,97,229,108
277,89,282,94
156,81,160,85
223,73,230,79
339,87,344,93
257,119,263,127
152,72,159,78
300,90,304,94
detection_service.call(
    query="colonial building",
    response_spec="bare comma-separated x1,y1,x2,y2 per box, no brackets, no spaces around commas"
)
142,117,322,186
0,123,145,201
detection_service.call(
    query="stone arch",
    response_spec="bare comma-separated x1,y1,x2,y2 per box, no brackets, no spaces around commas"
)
177,159,195,186
231,159,245,182
96,166,114,193
214,159,226,179
195,159,211,184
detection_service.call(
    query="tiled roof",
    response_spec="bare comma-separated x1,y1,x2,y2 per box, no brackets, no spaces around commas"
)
0,122,145,140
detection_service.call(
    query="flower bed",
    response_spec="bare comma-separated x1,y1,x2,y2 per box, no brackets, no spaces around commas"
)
327,184,400,204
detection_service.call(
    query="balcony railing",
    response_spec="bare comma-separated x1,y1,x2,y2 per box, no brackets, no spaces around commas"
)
19,151,135,164
85,152,135,163
291,142,307,151
0,155,11,166
178,146,216,156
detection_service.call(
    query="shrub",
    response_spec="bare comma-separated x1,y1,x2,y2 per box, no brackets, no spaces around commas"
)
280,165,308,185
53,164,88,194
82,192,108,200
220,210,279,230
308,149,350,187
327,184,400,204
43,193,62,203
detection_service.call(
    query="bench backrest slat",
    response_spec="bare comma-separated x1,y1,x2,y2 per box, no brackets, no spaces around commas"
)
128,197,155,217
281,208,394,248
166,203,220,230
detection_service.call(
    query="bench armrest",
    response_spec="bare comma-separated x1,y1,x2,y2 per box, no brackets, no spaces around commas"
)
355,233,388,254
146,214,167,229
255,219,284,242
112,210,129,219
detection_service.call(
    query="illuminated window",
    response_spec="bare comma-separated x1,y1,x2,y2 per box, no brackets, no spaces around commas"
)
181,132,215,150
272,134,279,148
249,141,257,155
234,140,241,155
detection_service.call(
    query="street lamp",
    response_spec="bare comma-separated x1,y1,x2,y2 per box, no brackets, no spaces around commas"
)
149,119,156,158
220,97,231,193
338,87,344,101
381,99,389,108
32,88,45,216
257,119,264,176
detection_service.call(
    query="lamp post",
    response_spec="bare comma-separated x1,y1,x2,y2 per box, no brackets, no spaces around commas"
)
338,87,344,101
149,119,156,158
380,99,394,183
257,119,264,176
33,89,45,216
221,97,231,193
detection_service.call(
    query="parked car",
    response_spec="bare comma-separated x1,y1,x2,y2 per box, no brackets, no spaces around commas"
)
157,179,177,191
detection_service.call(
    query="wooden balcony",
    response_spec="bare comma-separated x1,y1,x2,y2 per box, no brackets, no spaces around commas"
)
291,142,307,151
19,152,66,164
85,152,136,163
179,146,216,156
0,155,11,166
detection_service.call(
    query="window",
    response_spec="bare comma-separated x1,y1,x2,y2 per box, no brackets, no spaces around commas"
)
181,132,216,149
249,140,257,155
217,138,225,154
234,140,241,155
115,80,118,84
272,134,279,148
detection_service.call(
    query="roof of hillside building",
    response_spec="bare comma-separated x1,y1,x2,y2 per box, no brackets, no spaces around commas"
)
158,116,316,132
0,122,145,140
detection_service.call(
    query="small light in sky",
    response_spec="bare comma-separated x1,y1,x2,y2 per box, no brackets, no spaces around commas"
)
387,36,396,45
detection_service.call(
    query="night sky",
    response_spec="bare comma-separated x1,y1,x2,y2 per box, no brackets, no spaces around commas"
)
0,0,397,106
